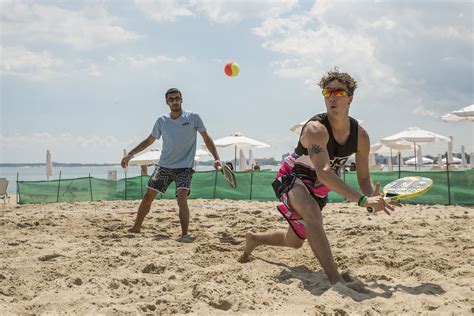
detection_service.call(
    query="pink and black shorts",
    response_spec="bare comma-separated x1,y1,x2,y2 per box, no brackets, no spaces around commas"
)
272,169,329,240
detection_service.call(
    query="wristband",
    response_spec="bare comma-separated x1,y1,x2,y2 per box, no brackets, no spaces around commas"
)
357,195,368,207
127,153,134,158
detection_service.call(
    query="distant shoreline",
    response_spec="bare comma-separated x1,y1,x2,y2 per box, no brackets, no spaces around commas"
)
0,163,120,167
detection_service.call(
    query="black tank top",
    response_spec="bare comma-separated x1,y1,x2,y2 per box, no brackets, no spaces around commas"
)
294,113,359,176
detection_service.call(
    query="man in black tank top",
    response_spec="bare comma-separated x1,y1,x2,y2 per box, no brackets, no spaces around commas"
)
241,69,395,287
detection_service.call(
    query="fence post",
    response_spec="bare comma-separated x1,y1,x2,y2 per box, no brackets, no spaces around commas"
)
398,152,401,179
445,151,451,205
16,172,19,204
213,170,218,199
249,171,254,200
124,173,127,200
56,171,62,203
89,173,93,201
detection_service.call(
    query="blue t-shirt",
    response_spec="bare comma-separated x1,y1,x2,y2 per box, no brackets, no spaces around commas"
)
151,111,206,168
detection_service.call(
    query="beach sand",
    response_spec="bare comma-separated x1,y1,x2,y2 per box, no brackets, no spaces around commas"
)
0,198,472,315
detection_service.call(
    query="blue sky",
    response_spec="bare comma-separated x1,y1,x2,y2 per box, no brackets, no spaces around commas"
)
1,0,473,164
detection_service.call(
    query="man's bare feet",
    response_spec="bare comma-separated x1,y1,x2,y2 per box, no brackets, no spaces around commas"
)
177,234,196,243
128,227,141,233
239,232,257,263
341,271,370,293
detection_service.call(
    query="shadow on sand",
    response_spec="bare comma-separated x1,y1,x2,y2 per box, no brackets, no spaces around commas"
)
257,257,445,302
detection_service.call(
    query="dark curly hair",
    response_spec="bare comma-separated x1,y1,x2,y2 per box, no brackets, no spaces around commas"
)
165,88,182,99
318,67,358,96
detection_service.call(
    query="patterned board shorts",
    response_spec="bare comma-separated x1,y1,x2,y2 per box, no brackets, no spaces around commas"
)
272,174,328,240
148,167,194,196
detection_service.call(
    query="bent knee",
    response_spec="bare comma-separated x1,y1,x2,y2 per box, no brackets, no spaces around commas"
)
289,240,304,249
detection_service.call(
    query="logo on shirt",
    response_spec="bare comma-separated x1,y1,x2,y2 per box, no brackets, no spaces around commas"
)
330,157,349,176
182,122,190,126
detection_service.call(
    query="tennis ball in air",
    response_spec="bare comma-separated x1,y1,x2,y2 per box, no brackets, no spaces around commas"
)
224,61,240,77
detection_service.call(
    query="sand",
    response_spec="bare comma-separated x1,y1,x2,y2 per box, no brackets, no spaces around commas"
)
0,198,472,315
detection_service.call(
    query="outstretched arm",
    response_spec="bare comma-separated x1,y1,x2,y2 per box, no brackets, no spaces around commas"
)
301,121,391,214
301,121,364,202
355,126,374,196
199,131,222,169
121,135,156,168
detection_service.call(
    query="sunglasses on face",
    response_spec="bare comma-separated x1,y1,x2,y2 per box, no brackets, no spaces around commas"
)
167,96,182,102
322,88,349,97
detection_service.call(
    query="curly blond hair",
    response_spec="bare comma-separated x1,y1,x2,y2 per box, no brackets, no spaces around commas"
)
318,67,358,96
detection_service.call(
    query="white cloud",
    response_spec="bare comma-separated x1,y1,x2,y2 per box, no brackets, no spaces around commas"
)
0,46,103,80
108,54,191,68
413,106,439,118
191,0,298,24
1,0,141,50
0,46,65,80
253,0,473,113
134,0,193,22
133,0,298,24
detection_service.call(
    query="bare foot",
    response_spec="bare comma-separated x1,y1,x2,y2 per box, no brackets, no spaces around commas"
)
128,227,141,233
178,234,196,243
239,232,257,263
341,271,370,294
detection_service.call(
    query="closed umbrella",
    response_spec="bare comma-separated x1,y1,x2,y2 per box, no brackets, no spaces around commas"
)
447,137,454,164
416,145,423,167
461,145,467,168
438,153,443,167
46,150,53,180
248,149,256,170
213,132,270,168
239,149,248,171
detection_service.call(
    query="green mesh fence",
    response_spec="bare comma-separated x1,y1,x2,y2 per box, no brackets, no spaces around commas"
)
17,169,474,205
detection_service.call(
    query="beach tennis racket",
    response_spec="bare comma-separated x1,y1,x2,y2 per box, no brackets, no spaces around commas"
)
367,176,433,213
218,165,237,189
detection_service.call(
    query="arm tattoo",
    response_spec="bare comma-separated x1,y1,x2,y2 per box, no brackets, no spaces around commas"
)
308,145,323,156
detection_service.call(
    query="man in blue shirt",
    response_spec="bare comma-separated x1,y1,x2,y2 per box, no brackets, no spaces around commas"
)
121,88,221,239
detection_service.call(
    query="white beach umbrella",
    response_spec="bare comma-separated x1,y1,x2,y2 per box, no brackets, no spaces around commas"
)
441,113,474,122
239,149,249,171
370,142,413,154
213,132,270,168
195,148,212,161
381,127,450,170
452,104,474,118
46,149,53,180
442,157,462,164
406,157,433,165
290,118,364,134
129,148,161,166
